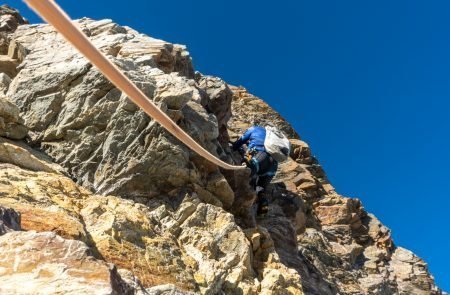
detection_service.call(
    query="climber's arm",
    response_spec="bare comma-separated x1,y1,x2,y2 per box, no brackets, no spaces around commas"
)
232,127,255,151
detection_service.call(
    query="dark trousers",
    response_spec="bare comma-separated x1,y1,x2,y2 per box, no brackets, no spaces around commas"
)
247,151,278,193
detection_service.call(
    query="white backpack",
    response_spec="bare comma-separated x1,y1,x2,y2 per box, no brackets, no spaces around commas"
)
264,126,291,162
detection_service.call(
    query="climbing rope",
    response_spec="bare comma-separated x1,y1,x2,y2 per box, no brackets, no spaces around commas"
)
23,0,245,170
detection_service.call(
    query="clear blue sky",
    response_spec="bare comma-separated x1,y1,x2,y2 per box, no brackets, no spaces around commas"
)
11,0,450,290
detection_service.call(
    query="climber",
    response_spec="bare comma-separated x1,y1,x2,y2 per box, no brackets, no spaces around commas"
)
232,126,279,217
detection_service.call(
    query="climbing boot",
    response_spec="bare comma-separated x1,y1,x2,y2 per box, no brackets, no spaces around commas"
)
256,196,269,218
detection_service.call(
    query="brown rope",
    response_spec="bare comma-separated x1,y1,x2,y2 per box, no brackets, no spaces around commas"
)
23,0,245,170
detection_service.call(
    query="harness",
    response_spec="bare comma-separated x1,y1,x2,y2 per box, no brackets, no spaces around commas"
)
245,148,277,177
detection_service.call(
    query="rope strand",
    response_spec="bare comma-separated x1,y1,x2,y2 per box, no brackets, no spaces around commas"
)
23,0,245,170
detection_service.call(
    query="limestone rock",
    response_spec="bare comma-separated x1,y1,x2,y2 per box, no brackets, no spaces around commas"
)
80,194,197,290
196,75,233,146
228,85,299,140
0,163,197,291
389,247,440,295
229,86,442,294
0,137,65,173
0,72,11,93
314,197,353,225
366,213,394,249
0,5,27,56
0,7,443,295
0,55,18,78
0,164,90,242
0,231,131,295
176,201,255,294
117,27,194,78
246,227,304,295
6,19,224,198
0,95,27,139
0,162,285,293
0,5,28,33
205,171,235,209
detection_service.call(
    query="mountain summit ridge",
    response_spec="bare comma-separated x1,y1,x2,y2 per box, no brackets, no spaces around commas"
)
0,6,443,295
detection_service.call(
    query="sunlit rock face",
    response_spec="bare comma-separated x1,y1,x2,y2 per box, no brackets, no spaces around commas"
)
0,5,443,295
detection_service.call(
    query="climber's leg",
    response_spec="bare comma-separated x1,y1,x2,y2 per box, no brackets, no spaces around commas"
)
255,175,272,217
256,191,269,217
245,151,260,189
254,156,278,217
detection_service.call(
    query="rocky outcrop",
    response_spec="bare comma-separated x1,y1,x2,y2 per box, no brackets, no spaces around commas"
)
0,6,27,140
6,18,229,202
0,231,137,295
228,86,442,295
0,137,65,173
0,158,300,294
0,6,443,295
0,5,25,80
0,96,27,139
0,5,27,34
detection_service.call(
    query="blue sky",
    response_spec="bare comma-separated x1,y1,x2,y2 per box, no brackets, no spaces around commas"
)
11,0,450,290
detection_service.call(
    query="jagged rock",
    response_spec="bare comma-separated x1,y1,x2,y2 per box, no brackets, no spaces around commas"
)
0,33,8,55
228,85,299,140
205,171,235,209
0,137,65,173
247,226,304,295
275,159,318,193
0,95,20,122
6,19,227,199
176,200,255,294
117,25,194,78
366,213,394,249
229,87,442,294
289,139,312,164
0,55,18,78
80,194,197,290
196,75,233,146
0,163,197,290
0,231,132,295
314,197,353,225
0,160,303,294
0,5,27,56
0,164,90,242
0,5,25,76
389,247,440,295
0,206,20,235
0,5,27,33
0,95,27,139
0,7,443,295
0,72,10,93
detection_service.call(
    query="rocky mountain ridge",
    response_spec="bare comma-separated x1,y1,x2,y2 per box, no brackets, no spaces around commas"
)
0,5,443,295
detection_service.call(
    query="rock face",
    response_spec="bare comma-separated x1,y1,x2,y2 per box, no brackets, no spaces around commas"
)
0,231,135,295
0,5,27,34
0,96,27,139
229,87,442,295
7,17,228,201
0,6,443,295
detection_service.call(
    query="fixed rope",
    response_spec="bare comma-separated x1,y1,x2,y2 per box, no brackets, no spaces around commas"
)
23,0,245,170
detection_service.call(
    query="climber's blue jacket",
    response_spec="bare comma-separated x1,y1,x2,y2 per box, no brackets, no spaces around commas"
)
233,126,266,152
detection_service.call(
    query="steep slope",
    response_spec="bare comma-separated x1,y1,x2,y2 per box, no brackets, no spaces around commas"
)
0,6,443,295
